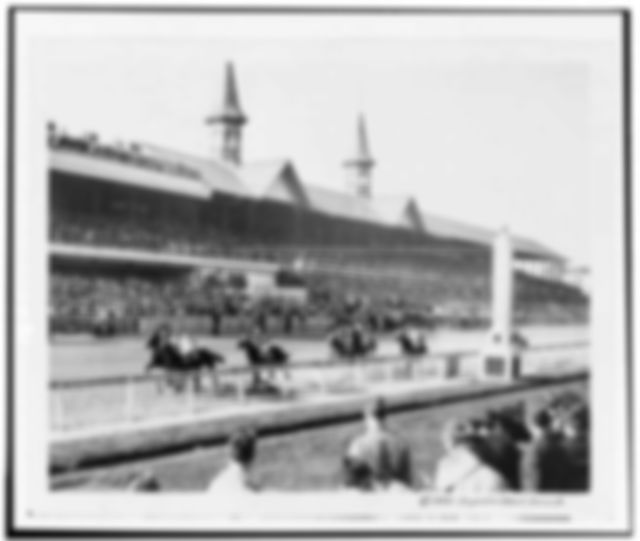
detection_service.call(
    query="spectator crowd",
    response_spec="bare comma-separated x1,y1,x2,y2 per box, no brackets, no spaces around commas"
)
48,200,588,335
50,271,334,336
116,390,590,496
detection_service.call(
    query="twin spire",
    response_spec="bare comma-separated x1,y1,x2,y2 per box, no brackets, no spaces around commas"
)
206,62,247,165
206,62,375,198
343,113,375,198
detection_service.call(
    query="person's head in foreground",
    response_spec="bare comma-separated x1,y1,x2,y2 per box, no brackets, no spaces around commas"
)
562,406,589,441
363,397,387,432
441,418,472,453
208,427,259,493
530,408,554,439
486,410,515,442
88,469,161,492
127,470,161,492
229,427,257,468
435,418,507,493
469,417,490,438
342,456,376,492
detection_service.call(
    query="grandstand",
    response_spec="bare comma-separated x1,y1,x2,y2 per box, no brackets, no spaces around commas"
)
48,62,588,334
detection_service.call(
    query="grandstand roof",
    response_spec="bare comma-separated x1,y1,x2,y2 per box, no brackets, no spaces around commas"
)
420,209,564,261
50,148,211,200
421,211,494,245
239,159,310,206
512,236,565,262
372,195,425,232
49,124,564,262
304,184,380,224
136,142,248,197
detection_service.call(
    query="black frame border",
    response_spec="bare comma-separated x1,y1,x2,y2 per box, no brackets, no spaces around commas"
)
5,5,634,538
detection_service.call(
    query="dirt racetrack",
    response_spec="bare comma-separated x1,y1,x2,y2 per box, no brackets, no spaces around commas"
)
51,324,588,382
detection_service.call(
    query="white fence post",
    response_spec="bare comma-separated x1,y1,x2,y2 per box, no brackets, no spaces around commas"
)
240,374,247,402
186,375,195,412
236,373,246,402
124,377,135,422
52,389,65,430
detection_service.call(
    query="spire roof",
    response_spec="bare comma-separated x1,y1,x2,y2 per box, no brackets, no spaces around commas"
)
207,62,247,125
345,113,374,167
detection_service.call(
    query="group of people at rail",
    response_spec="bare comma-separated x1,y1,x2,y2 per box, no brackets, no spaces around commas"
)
110,391,589,495
49,270,586,340
50,270,436,337
50,272,322,336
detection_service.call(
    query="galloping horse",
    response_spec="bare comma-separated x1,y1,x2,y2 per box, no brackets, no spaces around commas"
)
397,326,428,377
237,336,291,390
146,326,225,393
329,324,377,364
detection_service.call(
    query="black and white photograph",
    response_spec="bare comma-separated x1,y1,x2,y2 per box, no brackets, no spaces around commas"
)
6,4,634,536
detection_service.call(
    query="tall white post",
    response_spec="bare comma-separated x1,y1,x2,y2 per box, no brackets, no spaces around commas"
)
491,227,513,342
483,227,516,381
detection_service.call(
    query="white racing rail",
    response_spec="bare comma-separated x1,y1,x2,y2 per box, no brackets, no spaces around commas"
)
49,342,589,432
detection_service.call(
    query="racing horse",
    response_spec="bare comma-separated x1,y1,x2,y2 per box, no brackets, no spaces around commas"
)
329,324,377,364
397,325,428,377
237,336,291,392
146,326,225,393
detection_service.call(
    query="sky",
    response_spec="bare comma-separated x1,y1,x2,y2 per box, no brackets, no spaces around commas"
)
27,13,623,266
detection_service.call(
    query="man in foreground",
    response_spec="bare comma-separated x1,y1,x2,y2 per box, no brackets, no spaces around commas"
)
208,428,259,493
344,398,413,491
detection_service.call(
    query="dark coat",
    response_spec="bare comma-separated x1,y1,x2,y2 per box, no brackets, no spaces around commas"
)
345,427,413,488
562,434,590,491
484,432,522,490
521,432,571,492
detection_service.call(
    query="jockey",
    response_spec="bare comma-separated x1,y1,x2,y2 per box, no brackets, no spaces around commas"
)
401,323,418,346
175,333,195,358
148,322,172,349
400,323,427,355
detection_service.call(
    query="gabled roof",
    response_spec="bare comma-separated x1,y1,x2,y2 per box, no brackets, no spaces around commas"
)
421,211,494,245
240,160,286,196
372,195,425,232
239,159,310,207
420,209,564,261
135,143,248,198
305,184,380,224
48,125,563,262
512,236,565,262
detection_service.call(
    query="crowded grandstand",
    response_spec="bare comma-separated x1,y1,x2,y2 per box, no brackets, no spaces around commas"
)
48,62,588,338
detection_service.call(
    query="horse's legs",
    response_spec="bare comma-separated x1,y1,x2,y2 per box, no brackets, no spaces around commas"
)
194,371,202,394
156,372,165,395
174,372,185,393
211,368,220,394
250,367,261,390
168,371,177,393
